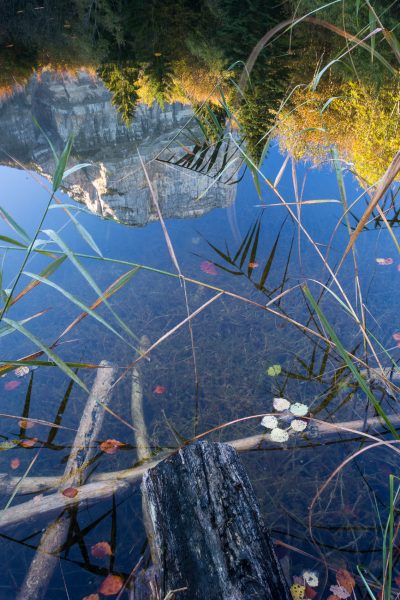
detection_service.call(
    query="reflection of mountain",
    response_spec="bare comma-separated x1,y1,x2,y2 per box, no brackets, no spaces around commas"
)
0,70,237,225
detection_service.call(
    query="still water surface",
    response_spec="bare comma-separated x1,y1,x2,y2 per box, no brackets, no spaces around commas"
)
0,3,399,598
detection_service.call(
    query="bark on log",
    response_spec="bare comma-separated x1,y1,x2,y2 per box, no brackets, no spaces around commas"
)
142,441,292,600
17,360,116,600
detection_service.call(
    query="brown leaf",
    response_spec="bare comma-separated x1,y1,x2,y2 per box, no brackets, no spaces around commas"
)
305,584,318,599
100,439,124,455
91,541,112,559
327,596,340,600
18,419,35,430
99,574,124,596
336,569,355,594
20,437,38,448
62,487,78,498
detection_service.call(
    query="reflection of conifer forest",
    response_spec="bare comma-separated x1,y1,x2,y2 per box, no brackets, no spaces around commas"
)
1,0,398,180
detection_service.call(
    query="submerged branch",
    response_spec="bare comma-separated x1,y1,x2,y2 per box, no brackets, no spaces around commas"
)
0,412,399,531
16,361,116,600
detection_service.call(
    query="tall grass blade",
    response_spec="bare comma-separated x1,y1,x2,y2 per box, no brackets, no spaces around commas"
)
23,271,137,349
52,135,74,192
10,256,67,306
0,235,27,249
43,229,140,345
341,151,400,265
303,286,399,439
2,318,88,392
0,207,30,245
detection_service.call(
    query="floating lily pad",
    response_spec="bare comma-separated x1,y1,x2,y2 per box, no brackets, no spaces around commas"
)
267,364,281,377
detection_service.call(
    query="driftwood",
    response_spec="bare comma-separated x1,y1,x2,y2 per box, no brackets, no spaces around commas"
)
0,412,399,530
131,335,151,462
131,334,158,568
142,441,291,600
17,361,116,600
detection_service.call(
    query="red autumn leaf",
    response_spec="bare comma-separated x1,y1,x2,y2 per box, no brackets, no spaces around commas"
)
62,487,78,498
153,385,166,395
5,380,21,391
305,584,318,599
91,541,112,559
18,419,35,430
99,574,124,596
82,595,100,600
20,437,38,448
200,260,217,275
10,458,20,470
336,569,355,594
100,439,124,455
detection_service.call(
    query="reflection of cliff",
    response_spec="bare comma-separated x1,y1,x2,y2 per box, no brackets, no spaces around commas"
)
0,70,237,225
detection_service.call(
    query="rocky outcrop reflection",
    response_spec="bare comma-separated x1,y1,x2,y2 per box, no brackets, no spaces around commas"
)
0,70,237,225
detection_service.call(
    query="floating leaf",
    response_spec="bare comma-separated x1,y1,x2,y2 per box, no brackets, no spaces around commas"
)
248,261,259,268
18,419,35,430
290,403,308,417
83,595,100,600
200,260,218,275
270,427,289,443
20,437,37,448
153,385,166,395
62,487,78,498
376,257,394,265
99,574,124,596
336,569,355,594
5,380,21,391
329,584,351,599
291,419,308,432
273,397,290,411
100,439,124,455
305,585,318,599
393,332,400,342
302,571,319,587
10,458,20,469
14,366,30,377
267,364,281,377
261,415,278,429
91,541,113,559
290,584,305,600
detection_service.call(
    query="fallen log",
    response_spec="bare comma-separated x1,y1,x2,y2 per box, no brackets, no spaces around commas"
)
17,360,116,600
142,441,291,599
1,412,399,530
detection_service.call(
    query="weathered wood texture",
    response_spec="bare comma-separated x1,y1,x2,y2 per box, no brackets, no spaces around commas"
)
0,413,398,530
142,441,291,600
17,361,116,600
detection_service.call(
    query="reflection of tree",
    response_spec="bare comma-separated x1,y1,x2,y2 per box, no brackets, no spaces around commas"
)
275,81,400,184
98,63,140,124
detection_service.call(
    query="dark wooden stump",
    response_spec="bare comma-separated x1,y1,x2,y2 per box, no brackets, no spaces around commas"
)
141,441,291,600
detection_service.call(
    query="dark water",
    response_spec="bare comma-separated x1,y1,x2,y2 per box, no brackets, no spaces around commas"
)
0,2,399,599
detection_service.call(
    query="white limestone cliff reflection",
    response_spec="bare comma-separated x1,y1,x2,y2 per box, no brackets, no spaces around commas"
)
0,70,237,225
